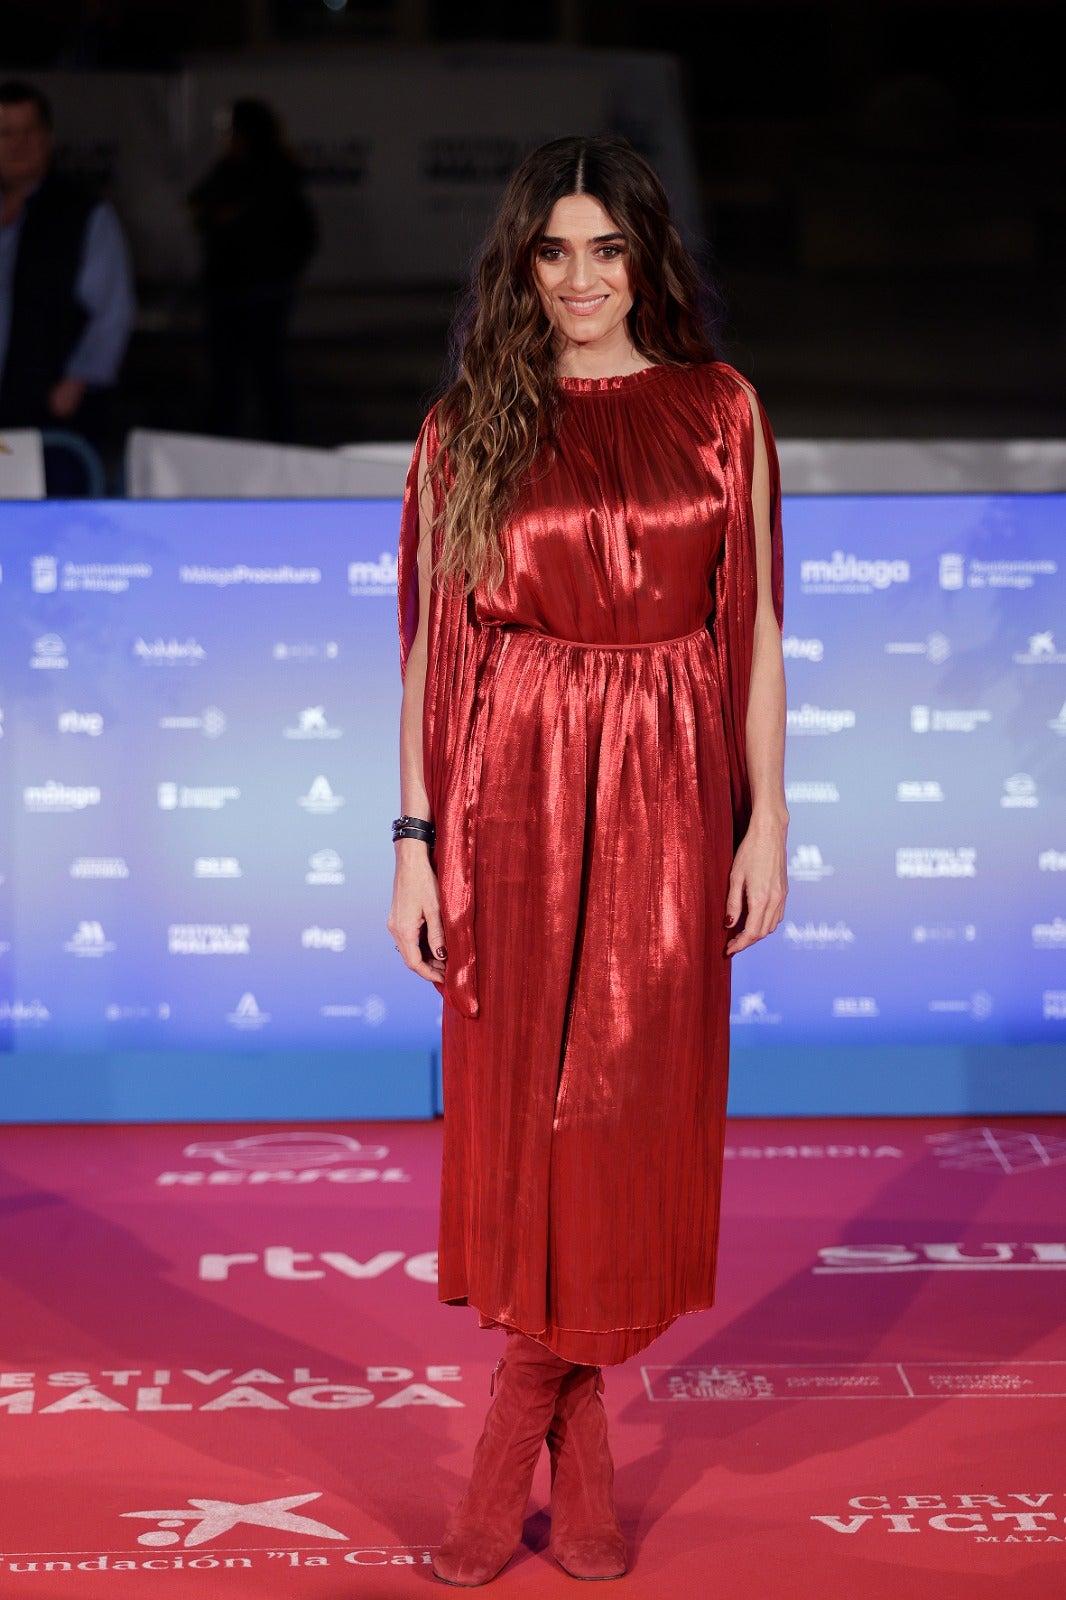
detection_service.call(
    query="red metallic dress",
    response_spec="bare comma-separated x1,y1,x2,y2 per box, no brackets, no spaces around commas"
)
397,360,783,1365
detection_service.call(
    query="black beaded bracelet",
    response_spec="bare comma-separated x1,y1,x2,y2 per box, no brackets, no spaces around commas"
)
392,814,436,845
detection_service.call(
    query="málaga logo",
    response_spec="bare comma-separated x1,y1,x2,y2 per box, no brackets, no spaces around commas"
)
799,550,910,594
24,779,101,813
348,553,398,596
786,704,856,735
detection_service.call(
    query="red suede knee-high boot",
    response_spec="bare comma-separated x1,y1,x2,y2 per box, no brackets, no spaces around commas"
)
546,1365,627,1580
433,1331,574,1587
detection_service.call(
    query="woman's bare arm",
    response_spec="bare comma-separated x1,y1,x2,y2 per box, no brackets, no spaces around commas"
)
387,431,447,982
724,381,789,956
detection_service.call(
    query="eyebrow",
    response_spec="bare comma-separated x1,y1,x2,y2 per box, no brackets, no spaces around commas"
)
539,232,627,245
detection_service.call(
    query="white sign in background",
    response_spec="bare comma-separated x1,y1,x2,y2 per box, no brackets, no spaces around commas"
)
33,53,697,288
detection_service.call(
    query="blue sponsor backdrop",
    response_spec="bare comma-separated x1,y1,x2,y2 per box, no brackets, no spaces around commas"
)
0,495,1063,1121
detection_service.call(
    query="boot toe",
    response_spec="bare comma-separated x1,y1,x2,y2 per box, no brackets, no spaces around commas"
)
551,1532,628,1580
432,1533,518,1586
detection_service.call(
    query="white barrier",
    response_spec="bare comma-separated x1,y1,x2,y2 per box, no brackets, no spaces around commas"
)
0,430,47,499
124,428,405,498
777,439,1066,494
126,431,1066,500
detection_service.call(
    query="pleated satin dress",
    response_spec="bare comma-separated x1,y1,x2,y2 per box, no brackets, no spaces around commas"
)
397,360,783,1365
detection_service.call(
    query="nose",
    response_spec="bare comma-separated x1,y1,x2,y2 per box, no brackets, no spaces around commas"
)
565,250,596,292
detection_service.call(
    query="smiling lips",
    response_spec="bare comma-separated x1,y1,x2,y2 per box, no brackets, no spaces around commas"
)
559,295,609,316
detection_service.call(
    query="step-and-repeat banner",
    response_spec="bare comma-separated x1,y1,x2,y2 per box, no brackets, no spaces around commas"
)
0,494,1063,1118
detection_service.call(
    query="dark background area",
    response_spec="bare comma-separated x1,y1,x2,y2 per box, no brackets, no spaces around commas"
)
3,0,1062,444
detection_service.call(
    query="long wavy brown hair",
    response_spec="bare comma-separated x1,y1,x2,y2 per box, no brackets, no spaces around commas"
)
429,134,721,593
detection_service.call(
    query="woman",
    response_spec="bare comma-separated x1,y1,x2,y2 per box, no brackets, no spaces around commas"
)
389,134,787,1586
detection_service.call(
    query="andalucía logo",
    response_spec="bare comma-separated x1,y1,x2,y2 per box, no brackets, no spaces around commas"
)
133,636,206,665
782,920,855,950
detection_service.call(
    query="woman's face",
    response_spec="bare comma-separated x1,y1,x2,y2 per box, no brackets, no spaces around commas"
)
533,193,634,353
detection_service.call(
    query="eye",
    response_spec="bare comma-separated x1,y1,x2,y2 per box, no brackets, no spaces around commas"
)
598,245,625,259
537,246,565,262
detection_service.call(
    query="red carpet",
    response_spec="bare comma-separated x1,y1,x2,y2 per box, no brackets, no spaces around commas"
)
1,1115,1064,1597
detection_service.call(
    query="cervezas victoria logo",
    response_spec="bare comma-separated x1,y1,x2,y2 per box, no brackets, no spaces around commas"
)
812,1490,1066,1542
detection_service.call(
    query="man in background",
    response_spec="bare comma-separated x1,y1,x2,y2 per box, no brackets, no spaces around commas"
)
0,79,135,486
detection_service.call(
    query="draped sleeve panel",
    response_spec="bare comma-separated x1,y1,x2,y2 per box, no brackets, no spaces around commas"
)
397,406,498,1019
707,362,785,845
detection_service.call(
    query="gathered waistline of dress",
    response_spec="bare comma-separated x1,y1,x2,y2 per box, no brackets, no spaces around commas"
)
496,622,711,653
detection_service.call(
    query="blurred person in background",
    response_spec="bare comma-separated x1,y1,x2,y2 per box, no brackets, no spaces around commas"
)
390,134,787,1586
0,79,136,489
189,98,318,443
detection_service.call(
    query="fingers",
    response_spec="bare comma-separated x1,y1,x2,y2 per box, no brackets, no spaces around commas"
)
388,910,446,985
724,873,745,934
725,892,786,956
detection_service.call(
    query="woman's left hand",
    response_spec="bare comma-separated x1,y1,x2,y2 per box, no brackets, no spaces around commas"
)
724,815,788,956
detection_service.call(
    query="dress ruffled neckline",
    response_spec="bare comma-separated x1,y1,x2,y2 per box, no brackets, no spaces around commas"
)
556,364,675,394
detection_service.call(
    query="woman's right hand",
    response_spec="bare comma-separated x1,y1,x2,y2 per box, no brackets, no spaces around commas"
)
387,842,447,984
